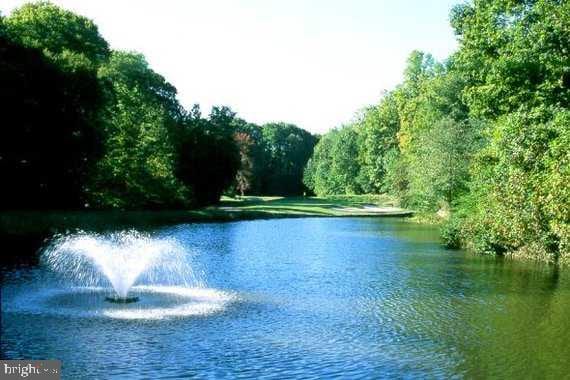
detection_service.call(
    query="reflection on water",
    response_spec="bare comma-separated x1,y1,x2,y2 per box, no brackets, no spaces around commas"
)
2,217,569,378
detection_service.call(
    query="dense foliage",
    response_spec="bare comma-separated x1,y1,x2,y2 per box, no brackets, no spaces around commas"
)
1,5,105,209
449,0,569,261
304,0,569,262
175,106,241,206
304,125,361,195
0,2,316,210
261,123,318,195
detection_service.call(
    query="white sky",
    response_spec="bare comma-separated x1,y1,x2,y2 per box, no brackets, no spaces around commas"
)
2,0,458,134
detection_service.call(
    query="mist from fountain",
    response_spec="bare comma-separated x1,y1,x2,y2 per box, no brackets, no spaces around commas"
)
42,231,203,300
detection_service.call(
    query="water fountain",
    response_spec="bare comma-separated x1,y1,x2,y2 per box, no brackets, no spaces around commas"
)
7,230,236,320
42,231,201,302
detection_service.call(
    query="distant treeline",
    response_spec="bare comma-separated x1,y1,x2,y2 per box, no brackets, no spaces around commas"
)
0,2,317,210
304,0,569,262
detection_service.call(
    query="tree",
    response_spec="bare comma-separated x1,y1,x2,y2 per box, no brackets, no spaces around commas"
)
407,118,478,210
0,6,106,209
304,133,334,195
175,105,240,206
448,0,570,259
459,109,569,258
232,119,268,194
2,2,320,210
393,50,439,151
4,2,110,68
450,0,569,118
357,94,400,193
302,0,568,261
261,123,317,195
92,51,187,209
303,125,362,196
234,132,255,196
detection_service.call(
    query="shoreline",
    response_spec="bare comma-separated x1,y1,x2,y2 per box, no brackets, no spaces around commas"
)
0,196,413,237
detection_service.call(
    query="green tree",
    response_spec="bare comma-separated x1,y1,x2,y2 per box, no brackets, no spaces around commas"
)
0,33,102,209
304,133,334,195
92,51,187,209
1,3,107,209
175,105,240,206
407,118,478,210
357,94,400,193
448,0,570,259
261,123,317,195
462,110,569,259
450,0,569,118
304,126,362,196
4,2,110,68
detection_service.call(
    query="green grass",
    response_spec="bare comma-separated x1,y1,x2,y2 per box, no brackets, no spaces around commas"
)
0,195,412,236
217,194,402,215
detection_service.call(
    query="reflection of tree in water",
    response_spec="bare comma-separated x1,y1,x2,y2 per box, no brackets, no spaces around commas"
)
454,259,568,378
0,233,46,268
392,249,569,377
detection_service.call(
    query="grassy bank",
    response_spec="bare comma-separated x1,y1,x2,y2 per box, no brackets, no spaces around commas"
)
0,195,412,236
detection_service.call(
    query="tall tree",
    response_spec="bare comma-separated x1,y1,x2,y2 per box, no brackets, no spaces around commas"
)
92,51,187,209
0,3,107,209
261,123,317,195
450,0,569,118
449,0,570,259
234,132,255,196
4,2,110,69
304,126,362,196
176,105,240,206
357,94,400,193
232,119,268,194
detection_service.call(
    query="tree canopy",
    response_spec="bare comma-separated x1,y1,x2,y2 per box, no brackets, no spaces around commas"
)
0,3,316,210
304,0,569,262
261,123,317,195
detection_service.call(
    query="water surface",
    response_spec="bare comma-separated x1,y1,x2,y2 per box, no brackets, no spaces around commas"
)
2,217,569,378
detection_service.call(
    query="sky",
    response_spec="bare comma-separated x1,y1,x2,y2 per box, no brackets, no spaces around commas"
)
1,0,459,134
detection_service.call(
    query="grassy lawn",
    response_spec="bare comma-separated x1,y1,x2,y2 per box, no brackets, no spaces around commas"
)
216,194,405,216
0,195,411,236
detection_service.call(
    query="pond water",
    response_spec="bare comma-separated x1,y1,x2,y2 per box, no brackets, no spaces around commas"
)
2,217,569,379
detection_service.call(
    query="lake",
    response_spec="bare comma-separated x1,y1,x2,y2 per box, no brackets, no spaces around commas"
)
2,217,569,378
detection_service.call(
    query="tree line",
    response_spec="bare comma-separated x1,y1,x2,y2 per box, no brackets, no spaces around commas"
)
304,0,569,262
0,2,317,210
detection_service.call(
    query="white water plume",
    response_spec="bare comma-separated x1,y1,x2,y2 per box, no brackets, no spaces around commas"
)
42,231,203,299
